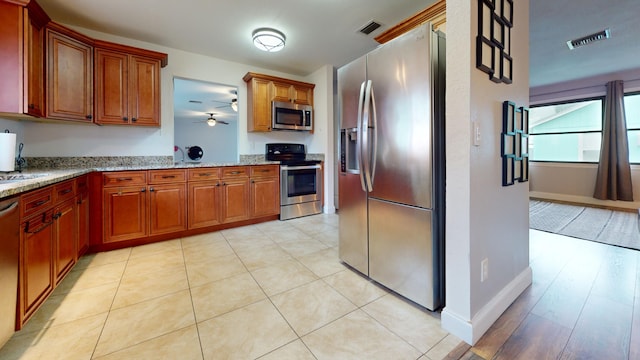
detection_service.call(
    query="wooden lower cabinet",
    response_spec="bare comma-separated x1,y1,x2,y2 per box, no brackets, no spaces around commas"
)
149,183,186,235
221,178,250,223
103,186,147,243
188,181,222,229
53,197,77,284
250,165,280,217
19,208,54,328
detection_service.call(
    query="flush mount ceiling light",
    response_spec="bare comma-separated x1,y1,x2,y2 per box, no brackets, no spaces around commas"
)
252,28,286,52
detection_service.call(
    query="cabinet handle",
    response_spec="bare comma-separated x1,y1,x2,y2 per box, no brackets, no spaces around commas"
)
215,182,220,187
131,117,137,122
86,114,93,120
222,182,226,186
123,117,128,121
229,171,241,175
161,175,176,179
52,212,62,220
199,173,212,176
32,200,47,208
141,188,146,193
117,177,133,182
251,180,255,183
28,104,35,109
59,189,72,195
260,169,270,172
24,216,53,234
149,187,155,192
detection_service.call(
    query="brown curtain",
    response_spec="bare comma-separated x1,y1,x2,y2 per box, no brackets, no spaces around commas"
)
593,80,633,201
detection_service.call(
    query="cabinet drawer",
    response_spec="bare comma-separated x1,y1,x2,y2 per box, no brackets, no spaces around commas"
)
149,169,186,184
103,171,147,187
21,186,54,219
250,165,279,178
221,166,249,178
53,179,76,204
188,168,220,181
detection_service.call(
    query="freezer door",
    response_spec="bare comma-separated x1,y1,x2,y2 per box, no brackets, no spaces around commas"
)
366,24,433,209
337,55,366,131
369,198,438,310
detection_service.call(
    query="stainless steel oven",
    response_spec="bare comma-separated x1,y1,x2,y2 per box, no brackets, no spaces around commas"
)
266,143,323,220
280,163,322,220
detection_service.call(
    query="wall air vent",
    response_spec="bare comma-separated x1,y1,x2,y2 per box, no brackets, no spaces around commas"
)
358,20,382,35
566,28,610,50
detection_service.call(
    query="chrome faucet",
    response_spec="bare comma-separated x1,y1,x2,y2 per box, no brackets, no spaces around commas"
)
174,145,185,163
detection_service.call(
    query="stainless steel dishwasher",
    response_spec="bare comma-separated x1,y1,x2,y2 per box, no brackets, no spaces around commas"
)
0,196,19,348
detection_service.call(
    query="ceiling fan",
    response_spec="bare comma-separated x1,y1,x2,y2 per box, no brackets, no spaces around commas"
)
212,98,238,112
194,113,229,127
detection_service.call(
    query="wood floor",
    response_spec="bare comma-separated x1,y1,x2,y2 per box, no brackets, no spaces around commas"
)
449,229,640,360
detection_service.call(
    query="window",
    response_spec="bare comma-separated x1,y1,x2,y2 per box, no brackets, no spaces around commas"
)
529,98,603,162
625,93,640,163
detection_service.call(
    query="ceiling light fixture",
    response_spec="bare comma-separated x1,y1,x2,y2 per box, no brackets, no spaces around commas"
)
252,28,286,52
231,99,238,112
207,117,216,127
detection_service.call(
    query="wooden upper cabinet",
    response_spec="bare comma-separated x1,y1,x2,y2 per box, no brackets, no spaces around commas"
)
23,1,49,117
243,72,315,132
45,22,93,122
245,76,272,132
272,81,313,105
94,41,166,126
0,1,49,117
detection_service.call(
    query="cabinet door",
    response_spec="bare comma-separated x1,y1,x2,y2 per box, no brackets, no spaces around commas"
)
149,183,186,235
247,77,271,132
95,49,128,125
188,181,222,229
250,177,280,218
271,81,291,102
53,198,76,284
20,210,54,325
103,186,147,243
24,9,45,117
76,192,89,257
221,178,250,223
292,84,312,105
46,29,93,122
129,55,160,126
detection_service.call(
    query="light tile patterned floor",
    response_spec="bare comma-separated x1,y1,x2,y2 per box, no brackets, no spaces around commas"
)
0,213,459,359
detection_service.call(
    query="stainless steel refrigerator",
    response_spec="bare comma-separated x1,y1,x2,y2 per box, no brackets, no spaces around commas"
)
338,24,445,310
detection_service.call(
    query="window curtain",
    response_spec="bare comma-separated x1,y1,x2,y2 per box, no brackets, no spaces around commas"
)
593,80,633,201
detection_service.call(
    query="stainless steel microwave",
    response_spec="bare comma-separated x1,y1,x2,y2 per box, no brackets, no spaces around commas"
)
272,101,313,131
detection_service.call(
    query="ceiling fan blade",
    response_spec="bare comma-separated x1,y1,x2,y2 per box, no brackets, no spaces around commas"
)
217,120,230,125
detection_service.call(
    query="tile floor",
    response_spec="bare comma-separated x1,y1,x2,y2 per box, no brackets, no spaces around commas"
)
0,213,460,360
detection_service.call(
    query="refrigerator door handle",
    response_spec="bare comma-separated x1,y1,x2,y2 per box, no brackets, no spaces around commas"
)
369,84,378,187
362,80,373,192
357,81,367,192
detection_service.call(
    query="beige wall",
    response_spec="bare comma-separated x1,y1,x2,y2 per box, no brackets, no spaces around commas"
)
442,0,531,344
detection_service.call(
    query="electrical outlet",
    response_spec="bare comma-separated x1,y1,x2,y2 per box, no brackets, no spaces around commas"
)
481,258,489,282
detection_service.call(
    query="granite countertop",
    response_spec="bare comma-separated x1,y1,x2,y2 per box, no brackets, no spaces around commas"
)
0,160,280,199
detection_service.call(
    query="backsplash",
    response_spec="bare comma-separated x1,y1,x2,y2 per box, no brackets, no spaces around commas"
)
26,156,173,169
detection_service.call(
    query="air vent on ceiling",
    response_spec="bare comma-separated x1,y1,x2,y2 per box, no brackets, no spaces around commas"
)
358,20,382,35
566,28,610,50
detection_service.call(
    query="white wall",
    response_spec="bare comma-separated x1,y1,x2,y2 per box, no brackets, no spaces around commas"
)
442,0,531,345
0,25,335,211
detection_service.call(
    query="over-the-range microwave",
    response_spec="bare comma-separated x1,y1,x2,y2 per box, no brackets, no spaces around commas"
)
272,101,313,131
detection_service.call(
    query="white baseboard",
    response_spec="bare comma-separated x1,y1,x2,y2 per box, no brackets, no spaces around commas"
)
441,266,533,345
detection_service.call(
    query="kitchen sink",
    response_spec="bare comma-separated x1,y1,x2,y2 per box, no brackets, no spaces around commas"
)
0,173,49,183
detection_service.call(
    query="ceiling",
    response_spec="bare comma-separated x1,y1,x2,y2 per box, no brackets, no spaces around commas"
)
34,0,639,105
173,78,238,125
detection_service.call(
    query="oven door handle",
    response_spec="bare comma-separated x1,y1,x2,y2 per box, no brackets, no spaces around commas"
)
280,165,321,171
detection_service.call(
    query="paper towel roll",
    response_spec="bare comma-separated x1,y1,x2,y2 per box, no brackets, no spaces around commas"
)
0,132,17,172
